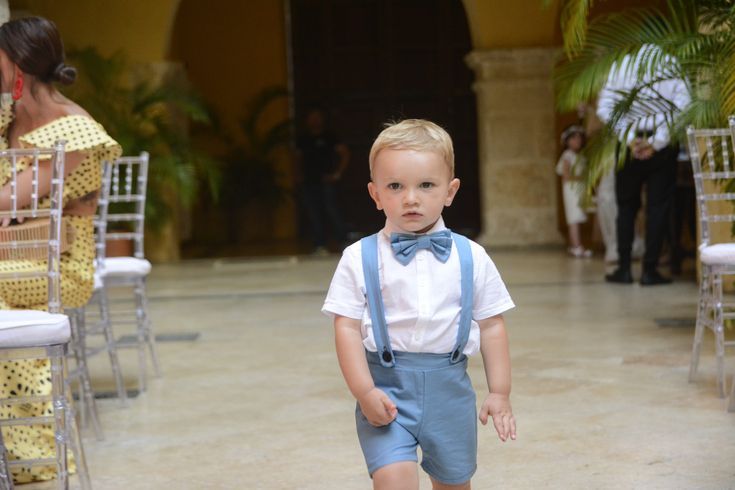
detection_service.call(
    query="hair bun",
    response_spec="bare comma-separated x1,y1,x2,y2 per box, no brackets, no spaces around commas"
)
53,63,76,85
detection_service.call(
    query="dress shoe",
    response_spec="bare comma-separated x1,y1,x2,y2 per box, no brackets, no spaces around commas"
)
605,267,633,284
640,269,672,285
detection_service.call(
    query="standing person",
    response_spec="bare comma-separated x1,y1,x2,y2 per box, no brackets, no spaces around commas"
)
556,125,592,258
294,108,350,254
581,101,619,264
0,17,122,482
597,47,690,285
596,168,619,263
323,119,516,489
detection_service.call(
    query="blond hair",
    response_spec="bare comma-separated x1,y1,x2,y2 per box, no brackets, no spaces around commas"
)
369,119,455,178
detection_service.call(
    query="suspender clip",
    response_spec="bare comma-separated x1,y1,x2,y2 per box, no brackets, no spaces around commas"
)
451,348,461,363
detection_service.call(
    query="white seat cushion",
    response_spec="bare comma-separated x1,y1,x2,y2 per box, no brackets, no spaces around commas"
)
700,243,735,265
0,311,70,348
101,257,152,278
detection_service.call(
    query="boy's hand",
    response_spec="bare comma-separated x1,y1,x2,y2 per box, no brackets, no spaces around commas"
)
479,393,516,442
357,387,397,427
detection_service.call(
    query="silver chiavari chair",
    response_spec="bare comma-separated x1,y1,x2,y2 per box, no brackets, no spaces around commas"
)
98,153,160,393
83,159,128,404
66,158,128,441
686,117,735,412
0,141,92,489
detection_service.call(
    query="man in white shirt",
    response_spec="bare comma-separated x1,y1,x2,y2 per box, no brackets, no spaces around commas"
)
597,46,691,285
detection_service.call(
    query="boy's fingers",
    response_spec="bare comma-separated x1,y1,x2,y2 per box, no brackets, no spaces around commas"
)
380,395,397,420
510,416,517,440
381,395,396,411
478,405,488,425
492,414,505,440
502,415,512,440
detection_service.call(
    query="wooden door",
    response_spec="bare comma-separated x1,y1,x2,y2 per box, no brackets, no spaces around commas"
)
290,0,480,237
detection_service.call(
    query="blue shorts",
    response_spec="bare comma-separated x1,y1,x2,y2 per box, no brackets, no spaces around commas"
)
356,350,477,485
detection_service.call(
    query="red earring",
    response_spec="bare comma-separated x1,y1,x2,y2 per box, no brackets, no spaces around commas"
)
12,72,23,101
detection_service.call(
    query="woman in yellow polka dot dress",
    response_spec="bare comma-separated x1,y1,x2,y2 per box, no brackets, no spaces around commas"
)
0,17,122,483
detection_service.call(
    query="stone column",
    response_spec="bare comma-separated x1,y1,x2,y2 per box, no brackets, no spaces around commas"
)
0,1,8,24
465,47,563,247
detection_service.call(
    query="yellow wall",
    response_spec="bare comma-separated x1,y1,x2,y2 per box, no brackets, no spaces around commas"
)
169,0,293,241
169,0,288,146
462,0,561,49
11,0,180,62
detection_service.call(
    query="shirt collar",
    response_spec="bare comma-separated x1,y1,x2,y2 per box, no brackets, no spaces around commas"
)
380,216,447,240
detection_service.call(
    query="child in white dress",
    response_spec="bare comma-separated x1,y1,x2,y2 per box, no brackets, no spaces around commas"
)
556,125,592,258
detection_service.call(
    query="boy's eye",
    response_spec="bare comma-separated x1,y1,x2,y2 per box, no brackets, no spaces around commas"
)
387,183,401,190
420,182,435,189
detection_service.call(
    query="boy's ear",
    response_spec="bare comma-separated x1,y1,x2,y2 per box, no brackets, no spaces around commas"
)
367,181,383,210
444,178,460,207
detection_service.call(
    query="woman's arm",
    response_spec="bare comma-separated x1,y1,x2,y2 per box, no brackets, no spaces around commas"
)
0,149,87,211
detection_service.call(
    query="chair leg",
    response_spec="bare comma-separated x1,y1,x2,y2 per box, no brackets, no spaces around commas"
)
133,280,148,393
138,278,161,378
69,311,103,441
689,266,710,381
66,393,91,490
0,428,14,490
49,349,69,490
97,288,128,406
713,272,726,398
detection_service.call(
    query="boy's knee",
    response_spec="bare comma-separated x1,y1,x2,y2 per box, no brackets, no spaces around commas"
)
373,461,418,490
430,478,471,490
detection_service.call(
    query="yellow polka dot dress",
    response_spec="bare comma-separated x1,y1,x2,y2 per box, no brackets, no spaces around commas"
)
0,113,122,482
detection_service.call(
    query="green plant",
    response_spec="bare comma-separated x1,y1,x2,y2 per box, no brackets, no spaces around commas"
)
553,0,735,190
63,47,221,228
218,86,291,243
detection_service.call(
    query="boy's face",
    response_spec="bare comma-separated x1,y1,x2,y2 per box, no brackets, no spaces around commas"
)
368,148,460,234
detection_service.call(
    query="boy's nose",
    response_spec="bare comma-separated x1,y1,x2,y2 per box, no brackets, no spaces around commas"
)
403,189,418,205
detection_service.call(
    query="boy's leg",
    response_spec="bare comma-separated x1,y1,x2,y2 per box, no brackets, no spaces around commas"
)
430,477,471,490
373,462,419,490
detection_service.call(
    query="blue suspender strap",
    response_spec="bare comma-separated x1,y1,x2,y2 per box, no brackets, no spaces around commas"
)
360,234,395,367
450,232,474,363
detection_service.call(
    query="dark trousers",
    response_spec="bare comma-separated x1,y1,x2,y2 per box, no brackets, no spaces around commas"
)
615,145,678,271
302,182,347,248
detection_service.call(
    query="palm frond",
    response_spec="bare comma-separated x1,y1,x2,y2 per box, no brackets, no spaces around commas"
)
555,8,676,111
559,0,594,57
64,48,222,227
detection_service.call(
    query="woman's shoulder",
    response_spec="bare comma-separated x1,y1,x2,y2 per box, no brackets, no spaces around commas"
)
20,113,121,158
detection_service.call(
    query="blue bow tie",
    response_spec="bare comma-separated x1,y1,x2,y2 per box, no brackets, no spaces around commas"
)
390,230,452,265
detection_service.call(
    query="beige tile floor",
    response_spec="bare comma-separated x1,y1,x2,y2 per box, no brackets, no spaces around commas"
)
30,250,735,489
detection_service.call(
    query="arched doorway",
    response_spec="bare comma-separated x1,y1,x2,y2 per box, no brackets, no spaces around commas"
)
289,0,480,237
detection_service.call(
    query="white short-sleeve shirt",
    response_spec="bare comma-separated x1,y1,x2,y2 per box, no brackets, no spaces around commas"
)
322,218,514,356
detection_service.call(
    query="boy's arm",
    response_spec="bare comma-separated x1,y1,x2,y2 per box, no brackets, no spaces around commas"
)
478,314,517,442
334,315,397,427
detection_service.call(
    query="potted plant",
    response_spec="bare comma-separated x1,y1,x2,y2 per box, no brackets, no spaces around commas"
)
217,86,291,245
63,47,221,260
553,0,735,186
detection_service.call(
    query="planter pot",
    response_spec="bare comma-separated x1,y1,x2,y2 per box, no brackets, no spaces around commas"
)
105,238,134,258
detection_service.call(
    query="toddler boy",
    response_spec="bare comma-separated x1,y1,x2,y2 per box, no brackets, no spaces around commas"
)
322,119,516,489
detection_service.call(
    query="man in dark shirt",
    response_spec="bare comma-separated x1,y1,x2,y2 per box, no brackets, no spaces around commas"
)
294,109,350,253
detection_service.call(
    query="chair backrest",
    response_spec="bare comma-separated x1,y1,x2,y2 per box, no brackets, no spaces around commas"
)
686,117,735,247
93,159,113,268
0,141,66,313
105,152,149,259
